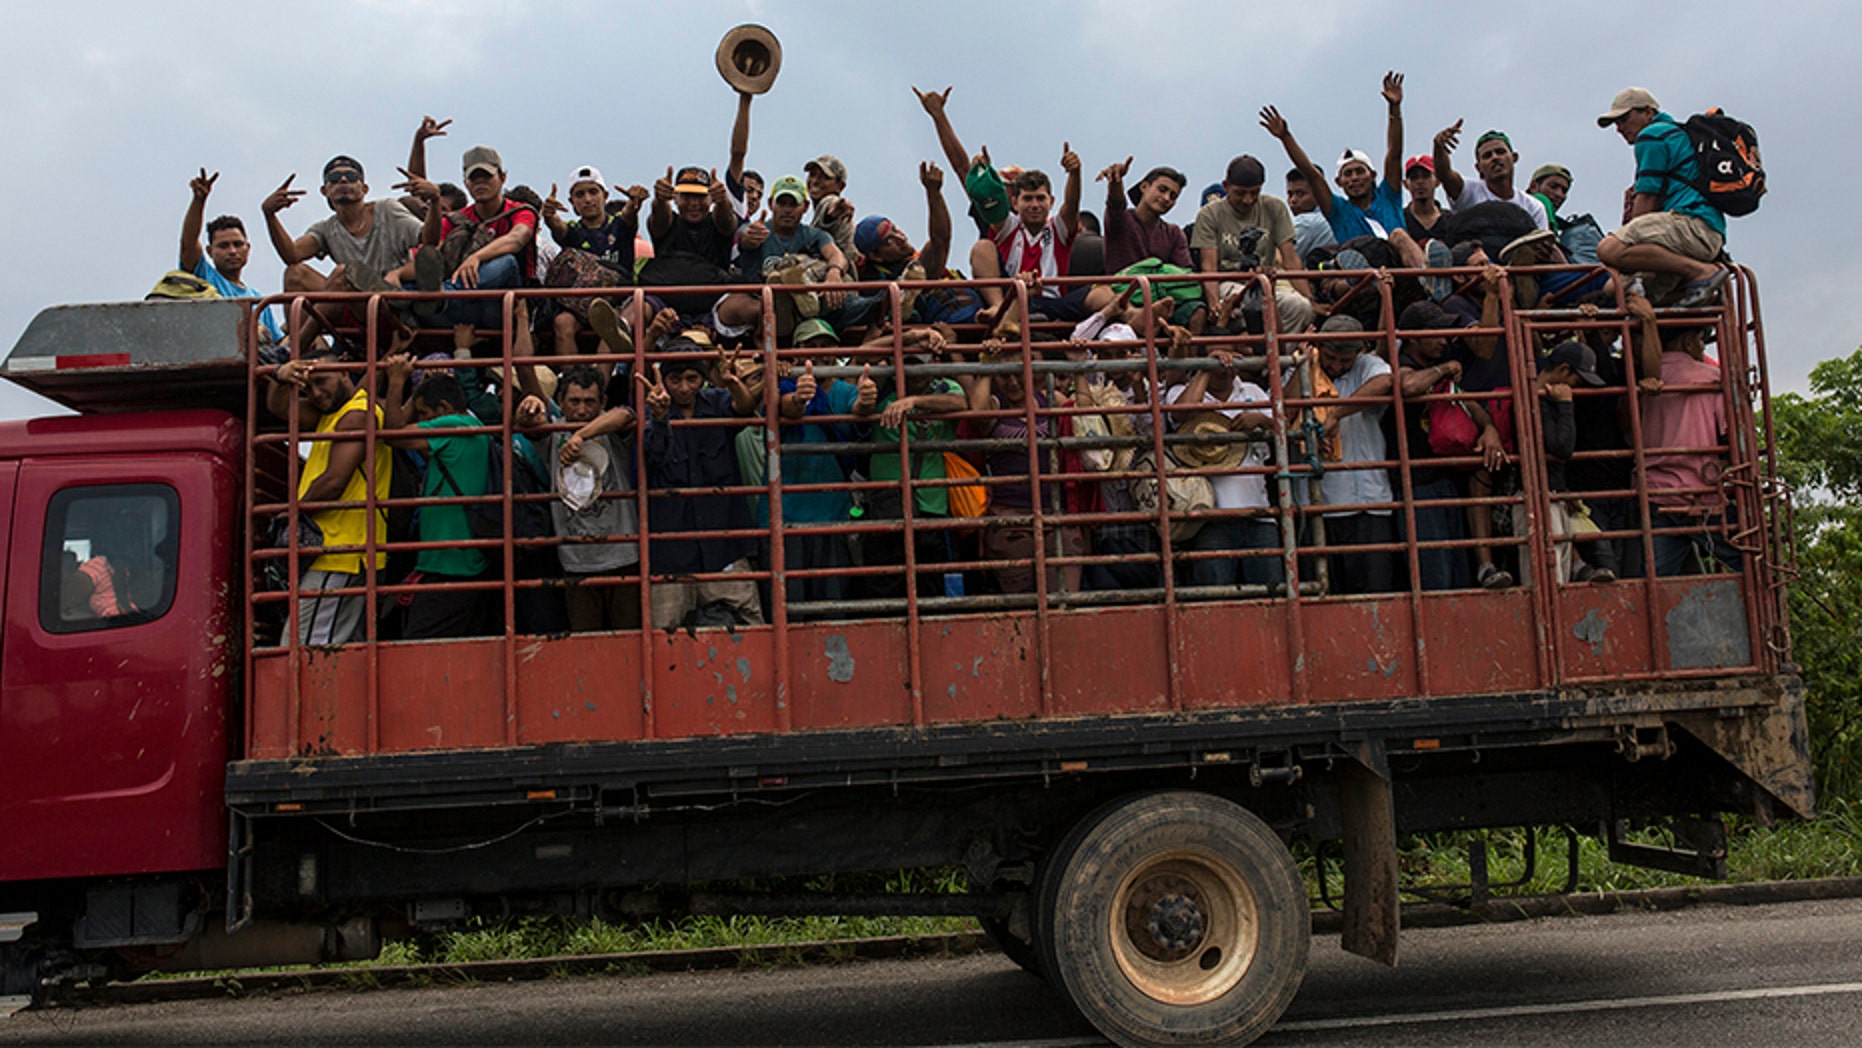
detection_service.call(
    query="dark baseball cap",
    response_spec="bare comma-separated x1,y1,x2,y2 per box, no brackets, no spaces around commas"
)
1544,340,1606,386
323,155,364,181
1398,300,1462,332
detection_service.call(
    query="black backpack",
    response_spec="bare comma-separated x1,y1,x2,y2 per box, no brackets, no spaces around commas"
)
432,436,552,541
1679,109,1765,217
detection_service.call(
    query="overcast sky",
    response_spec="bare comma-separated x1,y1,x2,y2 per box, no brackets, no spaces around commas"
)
2,0,1854,420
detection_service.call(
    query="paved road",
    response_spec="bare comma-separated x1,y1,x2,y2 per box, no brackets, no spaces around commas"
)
6,897,1862,1046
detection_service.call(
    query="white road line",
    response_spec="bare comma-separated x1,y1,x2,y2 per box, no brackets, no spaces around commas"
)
1272,979,1862,1032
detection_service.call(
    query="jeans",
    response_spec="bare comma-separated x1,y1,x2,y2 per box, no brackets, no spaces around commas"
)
1407,476,1471,592
1178,517,1284,590
432,254,523,329
1652,511,1743,577
1319,513,1397,595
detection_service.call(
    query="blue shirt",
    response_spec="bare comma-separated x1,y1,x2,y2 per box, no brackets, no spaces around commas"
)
1634,112,1727,238
739,224,834,277
187,256,282,342
1326,180,1404,242
764,377,861,524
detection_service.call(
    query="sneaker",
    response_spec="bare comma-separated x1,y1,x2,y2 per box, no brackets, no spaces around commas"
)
411,245,446,322
343,262,396,294
1673,268,1730,309
1336,248,1370,272
1586,565,1616,584
897,260,927,323
1422,239,1454,302
1477,562,1514,590
586,298,634,356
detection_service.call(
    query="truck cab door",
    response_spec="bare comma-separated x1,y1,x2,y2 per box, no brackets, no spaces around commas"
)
0,458,230,882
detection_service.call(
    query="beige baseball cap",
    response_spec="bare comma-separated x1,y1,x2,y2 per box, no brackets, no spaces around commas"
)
1597,88,1660,127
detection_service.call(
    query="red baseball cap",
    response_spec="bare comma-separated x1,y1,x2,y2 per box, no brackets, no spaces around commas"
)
1404,154,1435,175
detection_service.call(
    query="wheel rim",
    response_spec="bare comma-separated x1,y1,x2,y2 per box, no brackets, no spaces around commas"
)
1108,848,1258,1006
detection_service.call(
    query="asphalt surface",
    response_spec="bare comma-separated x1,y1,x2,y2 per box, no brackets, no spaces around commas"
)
6,896,1862,1045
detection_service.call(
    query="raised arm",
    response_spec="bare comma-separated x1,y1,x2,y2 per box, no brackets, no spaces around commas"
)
1260,106,1331,217
1381,72,1405,191
648,167,675,242
1432,119,1466,202
919,161,952,277
728,92,752,189
912,86,972,181
259,174,318,265
1059,142,1082,236
179,168,216,272
542,183,570,242
707,169,736,235
1466,265,1504,359
407,116,450,180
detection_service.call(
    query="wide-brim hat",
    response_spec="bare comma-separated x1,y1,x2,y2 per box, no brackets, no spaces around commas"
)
1175,412,1250,471
1500,228,1558,266
717,25,782,95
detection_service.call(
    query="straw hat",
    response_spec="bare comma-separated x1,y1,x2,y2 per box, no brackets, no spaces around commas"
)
716,25,782,95
1174,411,1250,471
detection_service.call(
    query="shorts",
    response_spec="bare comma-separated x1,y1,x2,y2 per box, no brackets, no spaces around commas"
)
1610,211,1725,264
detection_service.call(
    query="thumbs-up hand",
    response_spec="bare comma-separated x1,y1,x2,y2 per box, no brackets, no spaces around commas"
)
740,208,770,250
855,363,878,411
1059,141,1081,175
654,166,675,204
794,360,817,403
707,168,729,208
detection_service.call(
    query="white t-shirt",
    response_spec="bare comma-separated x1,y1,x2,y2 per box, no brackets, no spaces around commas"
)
1450,180,1550,231
1318,353,1393,517
1164,379,1270,510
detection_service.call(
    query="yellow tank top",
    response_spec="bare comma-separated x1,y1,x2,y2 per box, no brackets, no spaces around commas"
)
299,386,392,575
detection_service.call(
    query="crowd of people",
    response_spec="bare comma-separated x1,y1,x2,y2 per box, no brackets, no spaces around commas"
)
207,75,1745,645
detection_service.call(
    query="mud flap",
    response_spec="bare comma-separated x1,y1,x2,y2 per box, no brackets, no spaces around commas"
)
1667,676,1815,822
1338,740,1399,966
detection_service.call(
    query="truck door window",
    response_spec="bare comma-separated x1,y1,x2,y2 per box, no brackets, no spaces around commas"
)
39,484,180,633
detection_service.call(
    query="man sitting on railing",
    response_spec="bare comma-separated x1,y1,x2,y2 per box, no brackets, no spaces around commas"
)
1594,88,1730,309
406,146,538,336
1190,154,1311,339
852,161,966,325
716,176,854,339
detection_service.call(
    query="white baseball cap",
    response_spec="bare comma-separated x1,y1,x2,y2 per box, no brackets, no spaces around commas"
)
567,165,606,191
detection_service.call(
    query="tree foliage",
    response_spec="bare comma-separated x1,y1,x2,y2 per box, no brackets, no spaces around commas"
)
1773,347,1862,801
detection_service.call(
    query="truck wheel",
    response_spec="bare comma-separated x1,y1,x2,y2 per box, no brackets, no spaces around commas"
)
979,915,1044,977
1036,790,1309,1047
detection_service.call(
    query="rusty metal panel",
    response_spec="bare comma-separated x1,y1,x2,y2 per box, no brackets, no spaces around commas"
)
788,621,914,731
249,654,293,759
1048,607,1170,717
1557,585,1655,679
293,647,372,756
649,629,780,739
374,641,508,752
1667,676,1814,820
1418,591,1540,696
513,634,645,745
1300,600,1417,702
1175,603,1292,709
920,614,1042,724
1654,578,1754,671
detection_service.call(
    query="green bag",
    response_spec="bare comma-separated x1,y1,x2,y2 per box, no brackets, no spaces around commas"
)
1111,259,1205,306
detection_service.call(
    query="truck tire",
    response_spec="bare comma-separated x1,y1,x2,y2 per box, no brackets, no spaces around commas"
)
979,915,1044,978
1034,790,1309,1047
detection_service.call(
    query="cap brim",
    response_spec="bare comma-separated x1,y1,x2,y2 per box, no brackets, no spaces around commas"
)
1577,368,1607,387
465,164,499,179
673,183,711,194
1596,109,1629,128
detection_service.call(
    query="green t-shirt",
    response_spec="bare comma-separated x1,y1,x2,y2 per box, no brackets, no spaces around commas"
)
417,413,491,578
869,379,961,517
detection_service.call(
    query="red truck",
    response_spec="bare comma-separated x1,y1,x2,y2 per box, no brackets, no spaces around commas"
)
0,271,1810,1046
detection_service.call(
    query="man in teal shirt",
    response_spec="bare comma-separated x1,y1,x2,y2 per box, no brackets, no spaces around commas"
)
1596,87,1729,308
383,360,495,638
